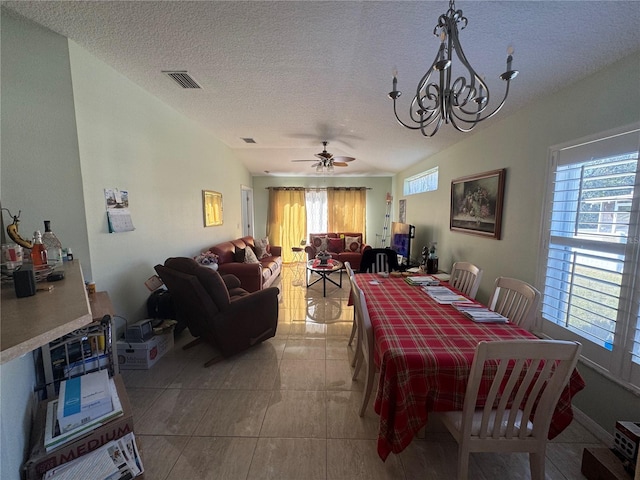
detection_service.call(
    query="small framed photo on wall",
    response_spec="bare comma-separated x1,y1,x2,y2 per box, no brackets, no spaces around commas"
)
399,199,406,223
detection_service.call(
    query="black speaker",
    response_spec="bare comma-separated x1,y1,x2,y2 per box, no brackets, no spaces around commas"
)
14,266,36,298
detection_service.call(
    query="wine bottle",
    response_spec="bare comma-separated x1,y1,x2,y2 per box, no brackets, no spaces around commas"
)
42,220,63,264
31,230,48,267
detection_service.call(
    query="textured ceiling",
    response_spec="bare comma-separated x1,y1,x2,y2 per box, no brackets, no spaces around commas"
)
3,1,640,177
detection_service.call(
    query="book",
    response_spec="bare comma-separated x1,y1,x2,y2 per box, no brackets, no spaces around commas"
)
57,370,113,433
46,377,123,452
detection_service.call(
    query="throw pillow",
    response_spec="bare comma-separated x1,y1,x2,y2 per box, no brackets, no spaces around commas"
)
255,237,270,259
345,235,362,253
310,234,328,252
244,246,260,264
327,237,344,253
234,248,246,263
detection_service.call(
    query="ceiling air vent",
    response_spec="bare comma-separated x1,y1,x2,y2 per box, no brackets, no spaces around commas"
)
162,71,202,89
242,138,257,144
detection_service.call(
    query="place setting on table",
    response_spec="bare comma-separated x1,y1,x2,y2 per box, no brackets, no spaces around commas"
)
353,271,586,461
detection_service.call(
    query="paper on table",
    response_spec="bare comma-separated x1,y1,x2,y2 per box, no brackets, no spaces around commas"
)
452,302,509,323
422,286,472,304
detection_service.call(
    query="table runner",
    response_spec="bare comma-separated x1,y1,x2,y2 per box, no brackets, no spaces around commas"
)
356,274,586,460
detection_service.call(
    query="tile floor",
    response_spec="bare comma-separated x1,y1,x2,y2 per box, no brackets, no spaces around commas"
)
124,264,604,480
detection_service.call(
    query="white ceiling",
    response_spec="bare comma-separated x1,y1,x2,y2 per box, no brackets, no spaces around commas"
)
3,1,640,177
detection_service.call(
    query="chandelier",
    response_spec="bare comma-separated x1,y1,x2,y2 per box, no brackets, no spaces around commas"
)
388,0,518,136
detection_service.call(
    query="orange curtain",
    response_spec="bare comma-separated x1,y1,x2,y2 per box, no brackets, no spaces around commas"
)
327,187,367,241
267,188,306,263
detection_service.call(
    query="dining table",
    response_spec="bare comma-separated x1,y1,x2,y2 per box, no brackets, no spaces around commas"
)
355,273,586,461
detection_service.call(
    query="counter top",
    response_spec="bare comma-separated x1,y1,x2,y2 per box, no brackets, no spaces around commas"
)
1,262,92,364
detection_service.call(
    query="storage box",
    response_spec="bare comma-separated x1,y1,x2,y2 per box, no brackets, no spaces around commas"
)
57,370,113,433
116,330,174,369
24,375,133,480
581,447,633,480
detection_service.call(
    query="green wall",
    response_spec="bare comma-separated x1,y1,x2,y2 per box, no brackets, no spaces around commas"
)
0,11,253,479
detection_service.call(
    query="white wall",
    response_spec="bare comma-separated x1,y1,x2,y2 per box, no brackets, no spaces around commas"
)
394,50,640,432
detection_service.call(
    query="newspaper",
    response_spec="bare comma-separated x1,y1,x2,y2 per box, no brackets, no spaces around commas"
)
43,433,143,480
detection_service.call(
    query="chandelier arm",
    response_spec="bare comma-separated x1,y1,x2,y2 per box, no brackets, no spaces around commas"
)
450,80,512,125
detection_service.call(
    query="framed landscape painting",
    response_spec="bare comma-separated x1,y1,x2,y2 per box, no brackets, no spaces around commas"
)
450,168,506,239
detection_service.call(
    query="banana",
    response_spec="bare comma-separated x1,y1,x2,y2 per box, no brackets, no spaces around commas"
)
6,218,33,249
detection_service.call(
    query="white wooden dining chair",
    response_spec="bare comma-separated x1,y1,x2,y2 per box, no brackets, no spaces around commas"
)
449,261,483,299
437,339,582,480
344,262,357,348
351,281,376,416
488,277,541,331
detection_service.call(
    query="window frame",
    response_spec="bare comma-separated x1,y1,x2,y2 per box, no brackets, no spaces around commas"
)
537,123,640,390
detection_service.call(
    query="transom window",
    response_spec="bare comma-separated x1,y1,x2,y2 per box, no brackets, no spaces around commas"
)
403,167,438,195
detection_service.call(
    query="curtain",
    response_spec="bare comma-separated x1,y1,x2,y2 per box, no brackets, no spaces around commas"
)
327,187,367,241
267,188,306,263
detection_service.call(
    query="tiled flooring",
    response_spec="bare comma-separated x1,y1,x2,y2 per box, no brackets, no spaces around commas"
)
124,264,603,479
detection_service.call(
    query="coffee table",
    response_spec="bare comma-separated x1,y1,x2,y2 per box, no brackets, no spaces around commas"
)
306,259,343,297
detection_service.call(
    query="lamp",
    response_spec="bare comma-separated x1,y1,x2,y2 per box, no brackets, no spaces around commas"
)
388,0,518,137
316,160,334,174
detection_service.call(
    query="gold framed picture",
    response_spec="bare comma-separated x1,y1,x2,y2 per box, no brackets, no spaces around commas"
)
450,169,506,239
203,190,223,227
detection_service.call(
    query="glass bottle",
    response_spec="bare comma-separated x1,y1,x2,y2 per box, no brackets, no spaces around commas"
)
42,220,63,264
31,230,48,267
426,243,439,274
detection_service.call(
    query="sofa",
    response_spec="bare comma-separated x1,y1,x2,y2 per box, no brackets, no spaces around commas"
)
209,236,282,292
304,233,371,271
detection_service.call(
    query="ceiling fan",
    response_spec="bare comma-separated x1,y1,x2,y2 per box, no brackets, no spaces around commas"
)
292,141,355,170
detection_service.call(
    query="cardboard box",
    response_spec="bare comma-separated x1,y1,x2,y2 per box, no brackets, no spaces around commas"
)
23,375,133,480
57,370,113,433
116,330,174,369
581,447,633,480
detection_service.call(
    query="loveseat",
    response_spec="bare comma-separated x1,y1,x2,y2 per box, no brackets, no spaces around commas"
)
209,236,282,292
304,233,371,271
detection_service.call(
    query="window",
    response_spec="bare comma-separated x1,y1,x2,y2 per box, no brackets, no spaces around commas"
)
306,189,327,234
539,126,640,388
403,167,438,195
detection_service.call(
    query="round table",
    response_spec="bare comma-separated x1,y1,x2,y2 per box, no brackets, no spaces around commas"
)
306,259,343,297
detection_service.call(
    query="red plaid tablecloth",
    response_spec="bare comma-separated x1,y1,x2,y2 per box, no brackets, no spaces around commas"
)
356,274,586,460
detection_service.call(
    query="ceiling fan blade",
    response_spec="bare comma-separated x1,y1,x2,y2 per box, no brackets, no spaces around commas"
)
315,152,332,160
291,159,318,162
332,156,355,162
333,162,349,167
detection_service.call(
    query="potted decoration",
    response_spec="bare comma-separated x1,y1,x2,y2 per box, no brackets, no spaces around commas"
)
316,251,332,266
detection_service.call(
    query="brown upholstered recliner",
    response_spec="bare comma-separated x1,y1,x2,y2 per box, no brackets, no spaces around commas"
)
154,257,279,367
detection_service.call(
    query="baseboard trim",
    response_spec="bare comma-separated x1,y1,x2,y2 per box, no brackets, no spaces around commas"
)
573,405,613,446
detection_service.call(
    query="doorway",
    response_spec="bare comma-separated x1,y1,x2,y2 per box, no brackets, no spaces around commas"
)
241,185,254,238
